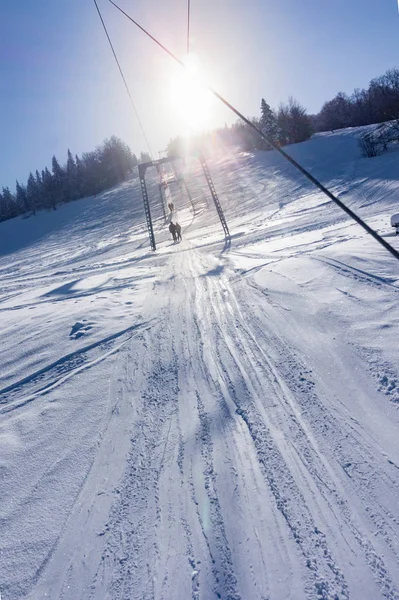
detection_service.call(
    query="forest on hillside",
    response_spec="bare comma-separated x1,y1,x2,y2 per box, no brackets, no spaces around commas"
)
168,67,399,154
0,137,151,223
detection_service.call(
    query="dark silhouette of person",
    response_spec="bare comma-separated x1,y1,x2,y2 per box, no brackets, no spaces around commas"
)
175,222,182,241
169,221,177,242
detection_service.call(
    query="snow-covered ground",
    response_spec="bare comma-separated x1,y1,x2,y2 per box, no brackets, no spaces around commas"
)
1,127,399,600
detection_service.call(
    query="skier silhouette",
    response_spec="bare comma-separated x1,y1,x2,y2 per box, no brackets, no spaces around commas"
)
169,222,177,242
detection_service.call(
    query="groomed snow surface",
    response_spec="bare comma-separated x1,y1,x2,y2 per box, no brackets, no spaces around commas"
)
1,126,399,600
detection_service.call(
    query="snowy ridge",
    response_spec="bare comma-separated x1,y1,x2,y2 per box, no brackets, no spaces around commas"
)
0,127,399,599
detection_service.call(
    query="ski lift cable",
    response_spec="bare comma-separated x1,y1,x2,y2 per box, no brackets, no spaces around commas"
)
92,0,154,159
107,0,399,262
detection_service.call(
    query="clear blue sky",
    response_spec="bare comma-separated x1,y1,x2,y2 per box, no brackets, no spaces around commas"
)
1,0,398,190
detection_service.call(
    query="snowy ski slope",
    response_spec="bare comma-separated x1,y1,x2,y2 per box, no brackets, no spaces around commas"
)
0,126,399,600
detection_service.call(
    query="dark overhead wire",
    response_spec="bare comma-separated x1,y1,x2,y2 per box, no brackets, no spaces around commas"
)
107,0,399,262
92,0,153,158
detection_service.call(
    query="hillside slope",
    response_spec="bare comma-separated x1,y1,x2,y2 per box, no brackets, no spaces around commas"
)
0,128,399,600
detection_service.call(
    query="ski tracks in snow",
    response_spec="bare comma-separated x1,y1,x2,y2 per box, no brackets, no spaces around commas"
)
27,242,399,600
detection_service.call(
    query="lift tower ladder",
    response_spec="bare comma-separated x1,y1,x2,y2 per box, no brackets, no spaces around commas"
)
138,163,156,251
199,156,230,238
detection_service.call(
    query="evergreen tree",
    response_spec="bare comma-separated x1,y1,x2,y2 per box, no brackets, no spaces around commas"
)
80,150,102,196
166,137,183,156
52,155,65,204
139,151,152,164
35,170,44,210
26,172,38,215
66,149,77,200
2,187,18,220
99,136,135,187
0,190,4,221
16,180,29,213
260,98,279,147
75,155,84,199
126,145,137,170
42,167,56,210
41,169,49,209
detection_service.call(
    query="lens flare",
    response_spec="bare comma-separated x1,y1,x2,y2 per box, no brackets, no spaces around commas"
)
169,54,213,132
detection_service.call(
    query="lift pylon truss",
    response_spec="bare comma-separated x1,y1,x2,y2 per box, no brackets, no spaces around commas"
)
138,154,229,250
199,156,230,239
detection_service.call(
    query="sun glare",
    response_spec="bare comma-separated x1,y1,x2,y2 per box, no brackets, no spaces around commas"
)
168,54,214,133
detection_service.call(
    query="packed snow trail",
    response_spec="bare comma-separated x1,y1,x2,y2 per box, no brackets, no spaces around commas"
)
1,128,399,600
25,240,399,600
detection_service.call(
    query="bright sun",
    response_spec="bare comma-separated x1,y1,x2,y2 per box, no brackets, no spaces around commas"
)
168,55,213,133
